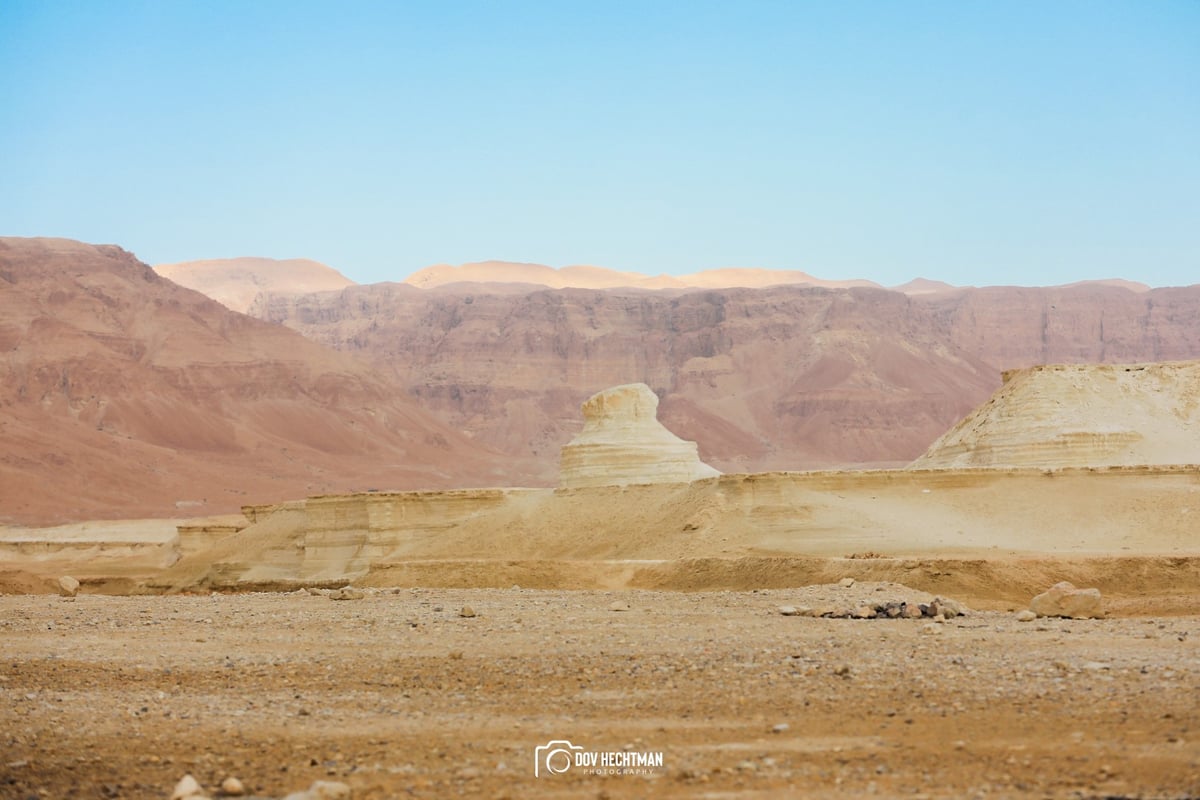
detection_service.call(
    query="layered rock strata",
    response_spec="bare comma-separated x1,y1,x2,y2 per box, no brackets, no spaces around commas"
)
911,361,1200,469
559,384,720,488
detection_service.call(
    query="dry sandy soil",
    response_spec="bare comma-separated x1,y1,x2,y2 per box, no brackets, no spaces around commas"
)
1,585,1197,800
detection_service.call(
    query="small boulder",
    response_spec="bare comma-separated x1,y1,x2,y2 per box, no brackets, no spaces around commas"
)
1015,609,1037,622
57,576,80,598
929,597,965,618
1030,581,1103,619
609,601,631,612
459,606,477,618
219,777,245,796
838,578,856,588
328,587,365,601
171,774,205,800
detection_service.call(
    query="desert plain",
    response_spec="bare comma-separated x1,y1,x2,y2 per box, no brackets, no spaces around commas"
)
2,240,1199,799
3,461,1199,798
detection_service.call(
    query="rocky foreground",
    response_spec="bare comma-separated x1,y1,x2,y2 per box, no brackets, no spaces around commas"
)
2,586,1197,799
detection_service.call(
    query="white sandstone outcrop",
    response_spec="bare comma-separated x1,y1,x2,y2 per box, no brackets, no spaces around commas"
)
559,383,720,488
911,361,1200,469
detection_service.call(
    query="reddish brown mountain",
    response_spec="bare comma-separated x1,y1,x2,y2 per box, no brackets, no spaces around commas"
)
251,280,1200,479
0,238,522,525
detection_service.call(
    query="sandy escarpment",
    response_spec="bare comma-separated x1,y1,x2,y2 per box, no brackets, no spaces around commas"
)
141,465,1200,610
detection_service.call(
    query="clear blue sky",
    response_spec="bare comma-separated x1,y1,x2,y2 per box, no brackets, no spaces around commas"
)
2,1,1197,287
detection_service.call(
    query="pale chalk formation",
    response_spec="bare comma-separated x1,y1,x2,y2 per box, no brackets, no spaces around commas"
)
911,361,1200,470
559,383,720,488
1030,581,1103,619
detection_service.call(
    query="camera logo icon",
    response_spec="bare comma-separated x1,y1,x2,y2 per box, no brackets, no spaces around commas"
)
534,740,583,777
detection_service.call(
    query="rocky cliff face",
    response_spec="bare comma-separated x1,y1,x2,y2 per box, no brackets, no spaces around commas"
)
252,285,1001,475
921,284,1200,367
250,280,1200,478
0,238,519,525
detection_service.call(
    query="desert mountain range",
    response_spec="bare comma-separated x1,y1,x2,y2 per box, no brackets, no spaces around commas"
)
0,239,522,525
3,241,1197,526
245,275,1200,481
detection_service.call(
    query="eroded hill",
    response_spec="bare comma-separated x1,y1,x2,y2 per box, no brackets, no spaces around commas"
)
0,238,522,525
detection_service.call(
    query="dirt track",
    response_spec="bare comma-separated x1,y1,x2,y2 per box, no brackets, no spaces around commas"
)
2,587,1197,799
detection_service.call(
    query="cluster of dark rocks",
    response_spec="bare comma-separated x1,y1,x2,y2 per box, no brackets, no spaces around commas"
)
777,596,965,620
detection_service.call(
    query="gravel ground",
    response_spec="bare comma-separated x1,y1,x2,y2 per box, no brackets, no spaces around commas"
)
1,585,1198,799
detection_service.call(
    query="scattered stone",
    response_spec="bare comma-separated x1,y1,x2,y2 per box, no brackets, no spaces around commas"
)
777,606,799,616
1030,581,1103,619
459,606,477,618
929,597,965,618
56,576,79,598
283,780,352,800
851,606,876,619
220,776,245,796
838,578,856,588
328,587,365,601
901,604,923,619
1016,610,1037,622
833,664,852,678
921,623,943,635
610,601,631,612
771,722,789,733
171,774,204,800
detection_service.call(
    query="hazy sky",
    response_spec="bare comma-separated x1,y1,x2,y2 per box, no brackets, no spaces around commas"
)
2,1,1197,287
